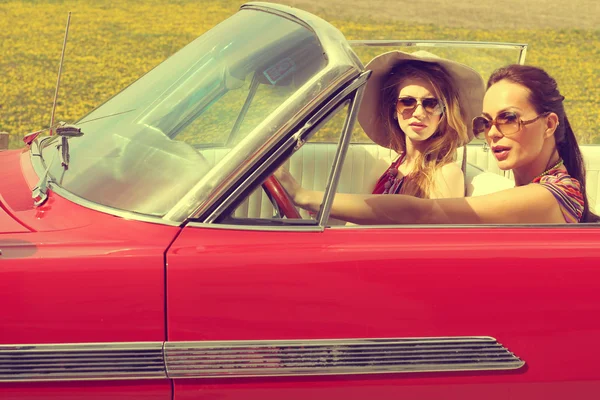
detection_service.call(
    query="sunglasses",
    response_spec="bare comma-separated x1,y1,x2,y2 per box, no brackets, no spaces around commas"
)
472,111,550,139
396,96,444,116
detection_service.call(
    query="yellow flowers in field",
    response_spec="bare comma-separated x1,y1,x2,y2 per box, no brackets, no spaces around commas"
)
0,0,237,149
1,0,599,149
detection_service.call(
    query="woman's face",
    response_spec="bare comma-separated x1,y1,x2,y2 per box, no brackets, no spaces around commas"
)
482,80,548,171
396,78,443,143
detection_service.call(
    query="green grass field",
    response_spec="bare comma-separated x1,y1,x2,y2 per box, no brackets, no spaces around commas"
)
1,0,599,148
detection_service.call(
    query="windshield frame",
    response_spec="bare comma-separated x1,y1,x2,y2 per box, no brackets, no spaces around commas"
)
164,4,363,222
29,2,363,225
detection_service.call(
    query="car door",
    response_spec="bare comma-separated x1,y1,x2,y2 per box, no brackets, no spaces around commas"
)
165,73,600,398
166,223,600,400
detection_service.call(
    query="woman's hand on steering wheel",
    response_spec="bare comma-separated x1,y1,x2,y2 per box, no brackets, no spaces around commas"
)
263,168,301,219
273,167,302,201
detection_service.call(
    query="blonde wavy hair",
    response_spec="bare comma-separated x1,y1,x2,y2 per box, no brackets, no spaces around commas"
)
381,60,468,198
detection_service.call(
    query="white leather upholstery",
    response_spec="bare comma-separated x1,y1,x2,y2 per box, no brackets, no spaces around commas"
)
465,144,600,212
460,146,515,197
464,164,514,197
200,143,600,218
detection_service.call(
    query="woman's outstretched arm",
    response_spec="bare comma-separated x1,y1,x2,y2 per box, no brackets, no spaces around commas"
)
276,168,566,224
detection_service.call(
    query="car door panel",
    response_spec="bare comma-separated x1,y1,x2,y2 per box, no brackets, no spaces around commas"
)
1,381,169,400
166,225,600,399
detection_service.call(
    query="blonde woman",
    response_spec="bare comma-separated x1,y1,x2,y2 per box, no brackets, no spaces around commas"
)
357,50,485,198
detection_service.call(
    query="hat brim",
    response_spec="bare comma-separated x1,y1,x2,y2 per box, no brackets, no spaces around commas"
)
357,50,485,148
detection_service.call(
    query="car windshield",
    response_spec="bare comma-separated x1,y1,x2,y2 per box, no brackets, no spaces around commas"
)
39,7,341,218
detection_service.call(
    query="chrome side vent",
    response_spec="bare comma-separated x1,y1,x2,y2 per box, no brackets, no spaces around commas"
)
0,342,166,382
165,336,524,378
0,337,525,381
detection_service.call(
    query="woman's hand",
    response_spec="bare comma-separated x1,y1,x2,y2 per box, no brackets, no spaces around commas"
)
274,167,303,204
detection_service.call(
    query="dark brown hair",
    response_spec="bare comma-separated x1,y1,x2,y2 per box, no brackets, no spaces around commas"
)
487,64,597,222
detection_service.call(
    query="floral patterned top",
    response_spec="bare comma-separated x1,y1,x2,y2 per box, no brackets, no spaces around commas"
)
532,168,584,223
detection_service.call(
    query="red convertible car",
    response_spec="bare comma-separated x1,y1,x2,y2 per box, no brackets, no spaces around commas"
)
2,2,600,399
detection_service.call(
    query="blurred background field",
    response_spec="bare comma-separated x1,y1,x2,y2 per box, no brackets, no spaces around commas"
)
1,0,599,149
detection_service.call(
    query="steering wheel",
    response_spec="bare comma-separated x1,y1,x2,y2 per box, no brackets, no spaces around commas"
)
262,175,302,219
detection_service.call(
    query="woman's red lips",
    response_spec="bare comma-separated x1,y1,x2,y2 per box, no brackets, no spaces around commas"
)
492,146,511,161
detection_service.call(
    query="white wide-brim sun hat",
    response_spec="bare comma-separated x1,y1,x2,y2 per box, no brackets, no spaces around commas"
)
357,50,485,148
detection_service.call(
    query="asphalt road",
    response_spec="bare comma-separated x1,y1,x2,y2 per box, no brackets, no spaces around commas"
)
276,0,600,29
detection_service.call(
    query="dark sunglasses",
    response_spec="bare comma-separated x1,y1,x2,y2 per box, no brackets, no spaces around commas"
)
396,96,444,116
472,111,550,139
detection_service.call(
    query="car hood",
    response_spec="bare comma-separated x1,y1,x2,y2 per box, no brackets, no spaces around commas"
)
0,148,96,233
0,204,31,233
0,149,34,233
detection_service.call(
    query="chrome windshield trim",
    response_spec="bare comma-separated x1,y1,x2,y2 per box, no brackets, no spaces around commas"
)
201,133,302,224
318,71,369,226
165,3,362,223
165,67,358,223
241,3,317,31
203,72,370,226
48,184,182,227
30,140,47,176
244,3,356,47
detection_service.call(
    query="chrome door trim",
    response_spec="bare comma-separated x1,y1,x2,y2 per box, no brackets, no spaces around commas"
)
0,342,165,382
164,336,524,378
1,337,524,382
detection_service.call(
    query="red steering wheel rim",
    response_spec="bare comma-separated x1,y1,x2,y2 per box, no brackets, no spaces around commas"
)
262,175,302,219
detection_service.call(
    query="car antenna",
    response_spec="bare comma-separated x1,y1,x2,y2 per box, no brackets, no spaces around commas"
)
50,11,71,136
31,12,75,207
23,11,71,146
